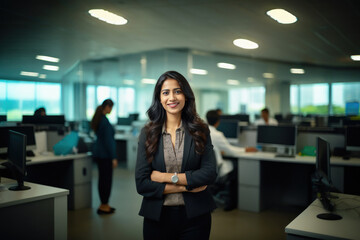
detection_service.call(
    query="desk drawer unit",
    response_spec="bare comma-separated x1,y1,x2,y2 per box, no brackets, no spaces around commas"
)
238,159,261,212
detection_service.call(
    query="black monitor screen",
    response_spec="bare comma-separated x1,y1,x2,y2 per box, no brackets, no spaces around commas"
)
0,126,36,153
316,137,331,183
346,126,360,150
257,125,296,146
0,115,6,122
217,120,238,139
8,130,27,175
22,115,65,124
221,114,249,122
118,117,132,125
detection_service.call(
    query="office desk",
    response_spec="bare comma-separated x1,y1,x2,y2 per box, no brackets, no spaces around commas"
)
115,133,138,170
234,152,360,212
285,193,360,240
1,152,92,210
0,178,68,240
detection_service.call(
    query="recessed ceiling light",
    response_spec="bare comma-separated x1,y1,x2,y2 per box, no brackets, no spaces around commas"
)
233,39,259,49
88,9,128,25
350,55,360,61
36,55,59,63
141,78,156,84
124,80,135,85
290,68,305,74
20,71,39,77
263,73,275,78
190,68,208,75
217,62,236,70
39,74,47,79
247,77,255,82
227,79,240,85
266,9,297,24
43,65,59,71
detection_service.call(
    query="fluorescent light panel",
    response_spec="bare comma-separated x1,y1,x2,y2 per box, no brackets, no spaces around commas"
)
217,62,236,70
233,39,259,49
350,55,360,61
190,68,208,75
141,78,156,84
39,74,47,79
89,9,128,25
227,79,240,85
123,80,135,85
263,73,275,78
20,71,39,77
43,65,59,71
247,77,255,82
290,68,305,74
36,55,59,63
266,9,297,24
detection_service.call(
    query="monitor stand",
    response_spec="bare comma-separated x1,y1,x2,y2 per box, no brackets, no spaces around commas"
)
316,213,342,220
9,178,31,191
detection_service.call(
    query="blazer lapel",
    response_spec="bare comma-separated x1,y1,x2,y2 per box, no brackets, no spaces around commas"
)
181,129,193,172
155,135,166,172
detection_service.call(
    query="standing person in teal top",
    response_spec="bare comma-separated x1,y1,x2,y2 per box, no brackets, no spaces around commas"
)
91,99,118,214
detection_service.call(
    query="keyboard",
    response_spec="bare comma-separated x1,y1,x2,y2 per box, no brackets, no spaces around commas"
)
275,154,295,158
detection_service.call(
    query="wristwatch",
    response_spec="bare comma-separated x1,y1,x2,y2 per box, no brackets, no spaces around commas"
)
171,172,179,184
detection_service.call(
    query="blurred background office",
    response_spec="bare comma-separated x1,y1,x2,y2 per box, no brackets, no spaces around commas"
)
1,0,360,239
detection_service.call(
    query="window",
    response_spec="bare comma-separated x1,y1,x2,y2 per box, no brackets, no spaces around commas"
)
86,85,136,124
86,85,96,120
290,85,299,113
0,80,62,121
331,82,360,115
96,86,117,124
291,83,329,115
118,87,135,117
228,87,265,120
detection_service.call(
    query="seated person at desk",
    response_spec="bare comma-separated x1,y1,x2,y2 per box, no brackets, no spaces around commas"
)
254,107,278,126
206,110,257,210
34,107,46,116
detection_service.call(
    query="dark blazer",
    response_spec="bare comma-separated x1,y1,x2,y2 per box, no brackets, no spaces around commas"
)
92,115,117,159
135,125,217,221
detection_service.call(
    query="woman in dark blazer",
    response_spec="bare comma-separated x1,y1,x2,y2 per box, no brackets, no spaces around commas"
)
135,71,217,239
91,99,118,214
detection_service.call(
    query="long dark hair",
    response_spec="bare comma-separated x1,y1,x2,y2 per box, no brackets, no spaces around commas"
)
91,99,114,132
145,71,208,163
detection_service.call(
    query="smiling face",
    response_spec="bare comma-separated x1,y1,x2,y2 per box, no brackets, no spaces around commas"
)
160,79,186,117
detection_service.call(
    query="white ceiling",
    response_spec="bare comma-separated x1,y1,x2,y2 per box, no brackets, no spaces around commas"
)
1,0,360,83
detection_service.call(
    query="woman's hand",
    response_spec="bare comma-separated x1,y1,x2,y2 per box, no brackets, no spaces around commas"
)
151,170,166,183
188,185,207,193
112,159,118,168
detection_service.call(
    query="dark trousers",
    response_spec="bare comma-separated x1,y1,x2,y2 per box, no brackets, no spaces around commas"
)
143,206,211,240
95,157,113,204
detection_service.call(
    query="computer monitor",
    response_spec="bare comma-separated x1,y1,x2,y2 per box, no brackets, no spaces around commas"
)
22,115,65,125
345,102,359,116
217,120,239,142
345,126,360,152
316,137,331,185
327,115,346,127
129,113,139,121
257,125,297,156
0,115,6,122
315,137,341,220
3,130,31,191
117,117,132,126
221,114,250,123
0,126,36,154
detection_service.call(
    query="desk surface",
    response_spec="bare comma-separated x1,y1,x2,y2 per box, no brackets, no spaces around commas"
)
0,152,91,167
285,193,360,240
233,151,360,167
0,178,69,208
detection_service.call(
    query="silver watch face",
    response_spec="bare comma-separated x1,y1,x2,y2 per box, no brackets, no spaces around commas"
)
171,174,179,183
